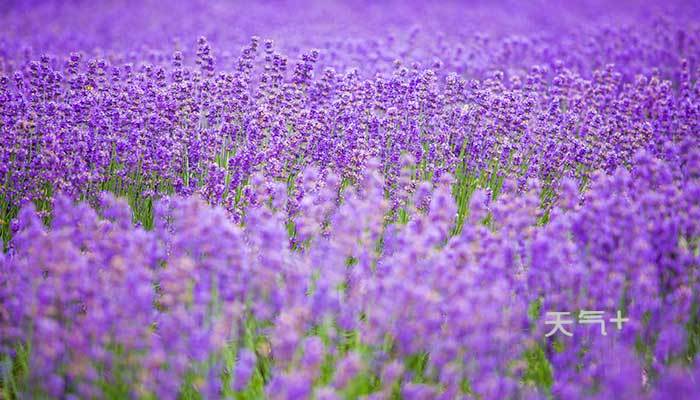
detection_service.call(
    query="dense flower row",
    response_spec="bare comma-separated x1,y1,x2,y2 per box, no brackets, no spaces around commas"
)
1,1,700,399
2,29,699,230
1,149,699,398
2,1,699,80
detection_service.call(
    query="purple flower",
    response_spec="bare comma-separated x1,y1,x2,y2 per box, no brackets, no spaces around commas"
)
233,348,256,392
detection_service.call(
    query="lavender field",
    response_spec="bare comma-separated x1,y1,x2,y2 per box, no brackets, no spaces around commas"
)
1,1,700,398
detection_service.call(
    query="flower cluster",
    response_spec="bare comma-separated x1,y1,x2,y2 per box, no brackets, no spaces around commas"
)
1,1,700,399
2,149,699,398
